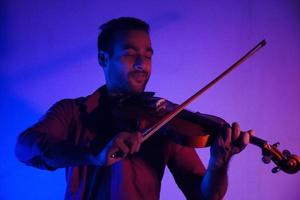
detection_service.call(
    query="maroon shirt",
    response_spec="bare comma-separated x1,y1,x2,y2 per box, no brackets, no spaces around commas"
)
16,86,206,200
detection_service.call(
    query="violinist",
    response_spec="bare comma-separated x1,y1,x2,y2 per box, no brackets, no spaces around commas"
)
15,17,254,200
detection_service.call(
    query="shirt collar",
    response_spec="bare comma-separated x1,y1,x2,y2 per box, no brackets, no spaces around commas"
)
84,85,155,113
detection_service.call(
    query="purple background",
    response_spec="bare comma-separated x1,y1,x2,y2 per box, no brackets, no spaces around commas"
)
1,0,300,199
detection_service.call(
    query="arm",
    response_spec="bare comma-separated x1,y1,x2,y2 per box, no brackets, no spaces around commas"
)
201,122,254,200
200,157,229,200
167,123,253,200
15,99,144,169
15,99,95,170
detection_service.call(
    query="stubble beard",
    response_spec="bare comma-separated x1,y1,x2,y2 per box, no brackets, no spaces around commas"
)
128,71,150,93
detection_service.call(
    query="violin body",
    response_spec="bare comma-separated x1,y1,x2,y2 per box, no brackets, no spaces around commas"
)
111,94,226,147
110,93,300,174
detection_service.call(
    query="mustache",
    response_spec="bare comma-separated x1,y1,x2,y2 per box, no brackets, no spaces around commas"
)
129,70,149,76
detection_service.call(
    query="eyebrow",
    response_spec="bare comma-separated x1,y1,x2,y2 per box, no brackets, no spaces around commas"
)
123,44,154,54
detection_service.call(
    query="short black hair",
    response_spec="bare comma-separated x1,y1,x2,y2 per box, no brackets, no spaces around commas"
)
97,17,150,56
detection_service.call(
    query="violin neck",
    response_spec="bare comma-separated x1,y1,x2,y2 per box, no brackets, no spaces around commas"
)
249,135,268,148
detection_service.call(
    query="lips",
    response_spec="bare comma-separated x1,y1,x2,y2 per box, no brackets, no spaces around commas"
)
130,71,148,83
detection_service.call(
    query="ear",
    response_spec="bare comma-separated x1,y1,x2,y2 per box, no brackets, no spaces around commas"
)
98,51,109,67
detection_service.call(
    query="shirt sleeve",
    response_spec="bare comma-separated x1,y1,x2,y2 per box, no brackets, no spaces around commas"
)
15,99,91,170
167,142,206,200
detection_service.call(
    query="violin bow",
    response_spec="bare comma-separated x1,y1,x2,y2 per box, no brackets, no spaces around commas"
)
141,40,266,142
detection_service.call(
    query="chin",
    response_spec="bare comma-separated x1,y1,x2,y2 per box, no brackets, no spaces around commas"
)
132,87,144,93
127,81,147,93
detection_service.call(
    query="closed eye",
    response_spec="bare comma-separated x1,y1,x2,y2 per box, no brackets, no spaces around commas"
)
122,48,137,56
144,51,153,60
144,55,152,60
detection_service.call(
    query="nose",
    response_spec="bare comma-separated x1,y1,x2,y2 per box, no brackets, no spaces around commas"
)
133,56,144,70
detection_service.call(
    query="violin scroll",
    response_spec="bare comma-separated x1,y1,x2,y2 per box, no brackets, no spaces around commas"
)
250,136,300,174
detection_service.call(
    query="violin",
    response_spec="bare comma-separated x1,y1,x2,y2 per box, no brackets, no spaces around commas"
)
111,40,300,174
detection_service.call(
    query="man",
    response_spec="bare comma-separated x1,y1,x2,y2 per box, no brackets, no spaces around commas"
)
16,17,253,200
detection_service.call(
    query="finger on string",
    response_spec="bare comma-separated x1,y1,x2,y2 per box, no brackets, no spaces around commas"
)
223,123,232,146
231,122,240,142
232,131,247,149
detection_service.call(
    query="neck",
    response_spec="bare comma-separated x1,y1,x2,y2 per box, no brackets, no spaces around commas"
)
106,85,144,96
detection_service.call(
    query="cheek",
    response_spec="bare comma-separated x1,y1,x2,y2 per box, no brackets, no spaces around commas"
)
110,59,131,80
119,57,135,69
147,61,152,70
144,60,152,73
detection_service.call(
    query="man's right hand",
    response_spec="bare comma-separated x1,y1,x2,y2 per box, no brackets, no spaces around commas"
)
93,131,143,166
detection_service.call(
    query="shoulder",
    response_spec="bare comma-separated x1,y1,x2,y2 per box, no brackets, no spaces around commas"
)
49,97,83,111
40,98,82,123
48,86,106,115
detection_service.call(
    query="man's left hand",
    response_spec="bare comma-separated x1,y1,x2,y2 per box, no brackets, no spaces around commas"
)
209,122,254,169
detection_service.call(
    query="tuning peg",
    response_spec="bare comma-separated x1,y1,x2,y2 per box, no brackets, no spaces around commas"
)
262,155,271,164
272,142,280,147
282,150,291,157
272,166,281,173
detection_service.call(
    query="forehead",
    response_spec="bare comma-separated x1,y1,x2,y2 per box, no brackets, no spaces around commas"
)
113,30,152,50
